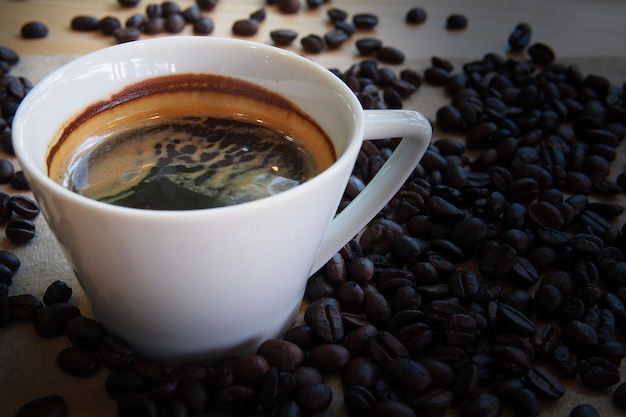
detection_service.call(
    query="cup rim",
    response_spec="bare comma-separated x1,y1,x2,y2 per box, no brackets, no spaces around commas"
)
13,36,365,217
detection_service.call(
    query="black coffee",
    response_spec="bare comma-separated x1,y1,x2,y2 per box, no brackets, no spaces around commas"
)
48,74,336,210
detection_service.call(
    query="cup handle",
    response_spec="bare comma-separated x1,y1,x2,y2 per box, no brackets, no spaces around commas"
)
310,109,432,273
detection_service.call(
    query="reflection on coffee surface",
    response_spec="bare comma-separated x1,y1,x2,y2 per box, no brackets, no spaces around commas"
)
48,74,336,210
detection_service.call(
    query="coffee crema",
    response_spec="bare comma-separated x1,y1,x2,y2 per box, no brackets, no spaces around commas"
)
48,74,336,210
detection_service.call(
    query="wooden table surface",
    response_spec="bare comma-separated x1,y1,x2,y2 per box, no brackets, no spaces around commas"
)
1,1,626,416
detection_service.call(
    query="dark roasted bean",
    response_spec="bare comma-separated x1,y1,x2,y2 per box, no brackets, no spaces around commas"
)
71,15,100,31
579,357,621,389
15,395,67,417
33,303,81,337
8,294,42,320
57,346,100,377
43,280,72,305
257,338,304,372
376,46,405,65
570,404,601,417
353,13,379,30
64,316,106,347
508,22,532,51
278,0,301,14
271,29,298,46
295,383,332,414
114,27,141,43
196,0,218,11
98,16,122,35
528,42,556,65
100,334,134,369
406,7,427,24
21,22,49,39
301,34,325,53
11,171,30,190
232,19,259,37
193,17,214,35
446,14,468,30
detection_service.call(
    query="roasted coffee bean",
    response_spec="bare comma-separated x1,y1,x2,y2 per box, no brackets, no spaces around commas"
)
406,7,427,24
99,16,122,35
9,195,40,219
71,15,100,31
356,38,382,55
385,358,432,394
526,366,565,401
293,365,323,387
143,17,164,34
257,338,304,372
118,0,140,7
528,42,556,65
496,303,536,337
114,27,141,43
33,303,81,337
8,294,42,320
192,16,214,35
232,19,260,37
196,0,218,11
376,46,405,65
353,13,379,30
0,159,14,183
99,333,134,370
459,392,501,417
11,171,30,190
259,367,296,412
43,280,72,305
64,316,106,347
570,403,601,417
446,14,468,30
233,354,271,387
344,385,376,417
561,320,598,357
308,344,350,374
21,22,49,39
509,388,540,417
304,297,344,343
57,346,100,377
270,29,298,46
508,22,532,51
579,357,621,389
15,395,67,417
125,14,145,29
278,0,301,14
342,356,379,389
301,34,325,53
295,383,332,414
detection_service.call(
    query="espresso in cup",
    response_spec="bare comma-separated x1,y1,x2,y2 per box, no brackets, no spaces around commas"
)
48,74,336,210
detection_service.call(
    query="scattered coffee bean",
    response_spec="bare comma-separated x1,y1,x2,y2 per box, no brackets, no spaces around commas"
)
356,38,382,55
278,0,301,14
57,346,101,377
193,17,214,35
301,34,325,53
509,22,532,51
15,395,67,417
270,29,298,46
446,14,468,30
114,27,141,43
196,0,218,12
376,46,406,65
327,8,348,22
118,0,140,7
6,218,36,243
352,13,379,30
406,7,427,24
528,42,556,65
71,16,100,32
33,303,81,338
20,22,49,39
98,16,122,36
43,280,72,305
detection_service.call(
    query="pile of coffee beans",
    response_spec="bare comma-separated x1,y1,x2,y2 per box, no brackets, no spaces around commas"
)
0,48,41,245
4,4,626,417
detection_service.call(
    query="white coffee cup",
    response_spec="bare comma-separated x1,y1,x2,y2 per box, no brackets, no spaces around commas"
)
13,37,431,363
